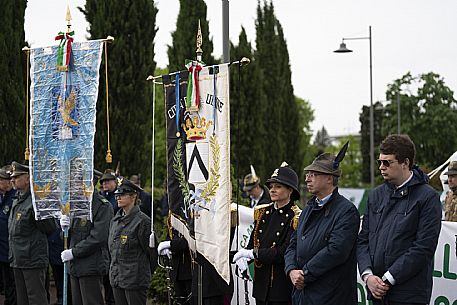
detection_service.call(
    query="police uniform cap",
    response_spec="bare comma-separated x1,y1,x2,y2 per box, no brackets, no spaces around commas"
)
100,169,116,182
266,162,300,200
115,177,143,195
444,161,457,176
0,165,12,179
242,173,260,191
304,153,341,177
10,161,29,178
93,169,103,180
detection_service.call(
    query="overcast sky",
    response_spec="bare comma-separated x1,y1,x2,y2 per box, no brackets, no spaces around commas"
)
25,0,457,137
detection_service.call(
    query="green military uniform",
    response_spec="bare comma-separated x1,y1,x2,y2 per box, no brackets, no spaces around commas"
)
444,190,457,221
69,192,114,305
444,161,457,222
109,205,155,305
9,189,56,305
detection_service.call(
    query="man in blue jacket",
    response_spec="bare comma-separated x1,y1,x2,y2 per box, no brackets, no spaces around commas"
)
357,134,442,305
284,143,360,305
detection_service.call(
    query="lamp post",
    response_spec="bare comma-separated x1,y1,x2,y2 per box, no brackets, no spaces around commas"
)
334,25,374,188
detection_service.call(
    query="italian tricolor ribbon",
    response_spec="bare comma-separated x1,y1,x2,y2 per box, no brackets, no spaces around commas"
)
185,60,204,111
55,31,74,70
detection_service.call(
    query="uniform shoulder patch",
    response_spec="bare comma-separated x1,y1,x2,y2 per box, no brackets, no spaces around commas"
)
254,202,273,221
100,198,110,205
290,204,302,230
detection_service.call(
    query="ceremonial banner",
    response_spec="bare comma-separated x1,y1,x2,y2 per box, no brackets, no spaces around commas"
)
164,64,231,283
230,203,255,305
29,41,104,220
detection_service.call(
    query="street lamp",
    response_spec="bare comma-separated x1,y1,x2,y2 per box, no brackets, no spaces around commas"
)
334,25,374,188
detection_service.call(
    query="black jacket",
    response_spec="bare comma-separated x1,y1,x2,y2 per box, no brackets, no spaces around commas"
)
69,193,113,277
247,200,298,302
169,234,192,283
357,167,442,303
191,252,233,299
8,190,56,268
250,185,271,208
0,188,15,262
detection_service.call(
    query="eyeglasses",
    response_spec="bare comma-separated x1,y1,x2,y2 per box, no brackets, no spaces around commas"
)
376,159,399,167
305,172,322,179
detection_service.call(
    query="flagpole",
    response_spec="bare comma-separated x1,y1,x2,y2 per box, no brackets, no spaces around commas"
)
62,7,71,305
146,75,156,248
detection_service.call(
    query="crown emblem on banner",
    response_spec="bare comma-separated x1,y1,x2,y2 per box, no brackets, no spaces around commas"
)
182,116,212,141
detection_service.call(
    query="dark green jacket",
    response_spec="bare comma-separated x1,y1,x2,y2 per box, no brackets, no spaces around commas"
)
8,189,56,268
109,205,156,289
70,193,113,277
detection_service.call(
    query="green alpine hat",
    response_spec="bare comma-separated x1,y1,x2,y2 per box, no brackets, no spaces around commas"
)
444,161,457,176
100,169,116,183
304,142,349,177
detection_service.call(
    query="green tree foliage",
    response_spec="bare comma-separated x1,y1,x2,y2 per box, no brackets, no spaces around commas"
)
151,67,167,188
326,136,363,187
79,0,158,180
383,72,457,167
254,1,304,175
229,27,268,180
0,0,27,164
313,126,332,152
167,0,215,72
359,101,384,184
296,97,315,170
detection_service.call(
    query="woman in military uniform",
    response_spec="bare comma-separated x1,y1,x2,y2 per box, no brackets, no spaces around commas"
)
233,162,301,305
108,177,156,305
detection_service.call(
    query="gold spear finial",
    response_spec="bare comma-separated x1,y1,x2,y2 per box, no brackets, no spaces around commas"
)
196,19,203,61
66,5,72,33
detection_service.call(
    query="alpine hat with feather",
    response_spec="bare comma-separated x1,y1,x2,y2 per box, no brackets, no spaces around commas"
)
304,142,349,177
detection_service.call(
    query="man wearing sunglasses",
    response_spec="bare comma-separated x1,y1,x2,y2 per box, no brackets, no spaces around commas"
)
357,134,441,305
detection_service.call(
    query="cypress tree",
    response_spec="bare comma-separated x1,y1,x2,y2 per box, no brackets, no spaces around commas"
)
255,1,302,174
275,20,303,172
167,0,215,72
359,102,383,185
230,27,268,180
79,0,158,180
0,0,27,164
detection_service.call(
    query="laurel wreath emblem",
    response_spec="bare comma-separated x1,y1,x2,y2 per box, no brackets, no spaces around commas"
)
173,138,191,209
200,135,220,202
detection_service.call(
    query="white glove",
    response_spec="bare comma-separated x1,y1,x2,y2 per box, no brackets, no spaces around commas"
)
236,257,249,272
61,249,74,262
158,241,171,255
162,248,172,259
233,248,254,263
59,215,70,231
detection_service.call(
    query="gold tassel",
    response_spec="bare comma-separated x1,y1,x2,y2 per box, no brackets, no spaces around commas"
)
104,40,112,163
105,149,112,163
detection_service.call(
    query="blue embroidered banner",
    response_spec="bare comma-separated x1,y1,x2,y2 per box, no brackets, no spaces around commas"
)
29,40,103,220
